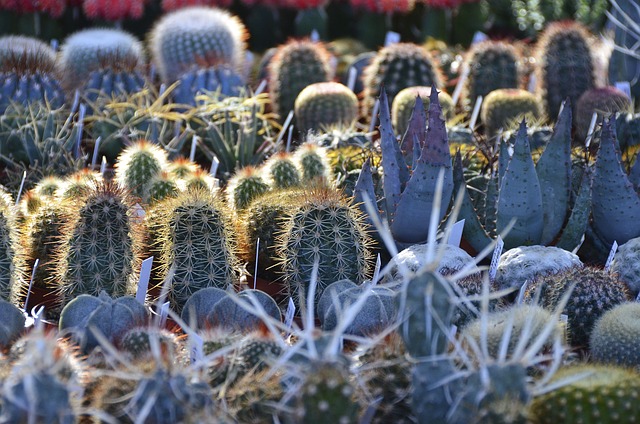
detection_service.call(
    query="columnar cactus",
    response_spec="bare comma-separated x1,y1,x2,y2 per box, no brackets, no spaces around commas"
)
464,40,520,104
268,39,334,121
149,6,248,83
55,182,143,307
589,302,640,368
156,188,241,313
294,82,359,134
535,21,596,119
115,140,169,202
391,86,454,137
292,142,333,184
362,43,442,115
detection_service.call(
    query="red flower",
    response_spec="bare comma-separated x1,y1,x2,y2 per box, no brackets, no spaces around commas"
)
350,0,415,13
82,0,145,20
161,0,233,11
0,0,66,16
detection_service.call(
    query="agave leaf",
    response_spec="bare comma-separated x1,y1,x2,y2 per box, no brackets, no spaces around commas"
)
400,95,427,165
354,158,382,227
555,166,592,252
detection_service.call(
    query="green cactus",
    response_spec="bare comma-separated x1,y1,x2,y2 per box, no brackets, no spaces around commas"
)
268,39,334,121
293,142,333,185
118,327,179,361
0,201,19,305
55,182,143,307
464,40,521,105
261,152,301,189
294,82,359,135
362,43,443,116
146,171,180,204
481,89,542,138
115,140,169,202
149,6,247,84
226,166,270,211
391,86,454,137
0,35,64,113
529,365,640,424
276,188,373,307
156,188,241,313
590,302,640,368
575,86,631,142
535,21,596,119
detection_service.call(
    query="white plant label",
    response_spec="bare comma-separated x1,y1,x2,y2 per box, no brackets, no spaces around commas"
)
527,73,537,93
91,137,101,169
286,125,294,153
585,112,598,148
449,325,458,338
604,241,618,272
471,31,489,44
447,219,465,247
159,301,170,328
100,156,107,176
210,155,219,177
189,135,198,162
23,258,39,311
32,305,45,328
469,95,483,130
15,171,27,206
489,236,504,282
451,64,470,106
347,66,358,93
189,332,204,364
384,31,401,46
50,39,58,51
285,298,296,332
310,29,320,42
255,79,267,96
136,257,154,305
516,279,530,304
615,81,632,99
277,110,294,146
372,254,382,285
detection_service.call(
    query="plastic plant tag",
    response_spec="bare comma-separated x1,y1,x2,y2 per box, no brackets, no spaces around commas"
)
384,31,401,46
210,155,219,177
615,81,632,99
452,64,470,106
469,96,483,130
585,112,598,148
286,125,294,152
449,325,458,338
15,171,27,206
604,241,618,272
447,219,465,247
50,39,58,51
528,73,537,93
285,297,296,332
372,254,382,284
347,66,358,92
471,31,489,44
91,137,101,169
254,238,260,290
489,236,504,282
136,257,154,305
310,29,320,42
189,332,204,364
516,279,530,304
100,156,107,176
159,83,167,97
189,135,198,162
23,258,39,312
159,301,170,328
277,110,294,146
255,79,267,96
75,103,86,159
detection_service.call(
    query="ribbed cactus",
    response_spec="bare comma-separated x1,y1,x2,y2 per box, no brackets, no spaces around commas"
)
172,65,245,106
391,86,454,137
535,21,596,119
590,302,640,368
575,86,631,142
261,152,301,189
0,299,25,349
481,89,542,137
0,35,64,113
55,182,143,307
58,28,145,98
181,286,229,329
147,171,181,204
294,82,359,135
207,289,282,331
362,43,442,115
292,142,333,184
611,237,640,296
115,140,169,202
226,166,270,211
276,188,373,306
464,40,520,104
268,39,334,121
149,6,248,83
0,200,19,304
156,188,241,313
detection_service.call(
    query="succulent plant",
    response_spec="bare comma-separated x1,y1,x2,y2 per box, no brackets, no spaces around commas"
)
181,286,229,329
268,39,334,121
0,299,25,349
481,89,542,138
590,302,640,368
294,82,359,135
391,85,454,137
55,182,143,307
575,86,631,142
146,171,181,204
206,289,282,331
610,236,640,296
260,152,301,189
172,65,246,106
149,6,248,84
292,142,333,185
226,166,270,211
59,292,149,353
118,327,180,362
464,40,520,105
115,140,169,202
535,21,596,119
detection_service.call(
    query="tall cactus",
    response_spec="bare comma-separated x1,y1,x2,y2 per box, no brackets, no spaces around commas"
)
464,40,520,105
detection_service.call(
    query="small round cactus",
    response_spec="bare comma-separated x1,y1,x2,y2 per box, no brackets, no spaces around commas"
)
118,327,180,361
292,142,333,185
294,82,359,135
206,289,282,331
115,140,169,202
261,152,301,189
149,6,248,83
0,299,25,349
575,86,631,142
181,286,229,329
611,236,640,296
481,88,542,137
590,302,640,368
391,86,454,136
226,166,270,211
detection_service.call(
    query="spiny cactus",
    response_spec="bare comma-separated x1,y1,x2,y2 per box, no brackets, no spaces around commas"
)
590,302,640,368
481,89,542,138
529,365,640,423
362,43,443,116
146,171,181,204
155,188,241,313
226,166,270,211
276,188,373,306
261,152,301,189
268,39,334,121
0,201,19,304
293,142,333,185
58,28,145,97
535,21,596,119
149,6,248,84
575,86,631,142
118,327,180,362
464,40,521,105
173,65,246,106
115,140,169,202
0,35,64,113
391,85,454,137
294,82,359,135
55,182,143,307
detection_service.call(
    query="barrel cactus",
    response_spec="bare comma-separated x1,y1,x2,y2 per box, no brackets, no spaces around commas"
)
481,89,542,138
294,82,359,135
464,40,520,105
575,86,631,142
590,302,640,368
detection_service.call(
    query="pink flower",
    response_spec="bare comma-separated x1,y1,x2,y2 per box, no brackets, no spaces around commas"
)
350,0,415,13
0,0,66,16
161,0,234,11
82,0,145,20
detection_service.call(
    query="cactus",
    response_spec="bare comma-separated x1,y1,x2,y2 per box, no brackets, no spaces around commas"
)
294,82,359,134
58,28,145,98
592,118,640,245
59,292,149,353
57,170,101,201
391,86,454,137
118,327,180,361
464,40,520,105
55,182,143,307
261,152,301,189
115,140,169,202
362,43,442,115
181,286,229,329
268,39,334,121
0,35,64,113
590,302,640,368
575,86,631,142
276,188,373,306
207,289,282,331
172,65,245,106
156,188,241,313
529,365,640,424
149,6,248,84
481,89,541,138
226,166,270,211
535,21,596,119
0,201,19,304
183,169,219,192
0,299,25,349
611,237,640,296
292,142,333,184
147,171,181,204
526,266,632,348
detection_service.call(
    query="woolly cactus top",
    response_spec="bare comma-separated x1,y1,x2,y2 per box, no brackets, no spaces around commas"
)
0,35,57,74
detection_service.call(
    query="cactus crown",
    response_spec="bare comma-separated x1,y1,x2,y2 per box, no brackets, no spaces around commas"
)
0,35,57,75
464,40,520,103
115,140,169,201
